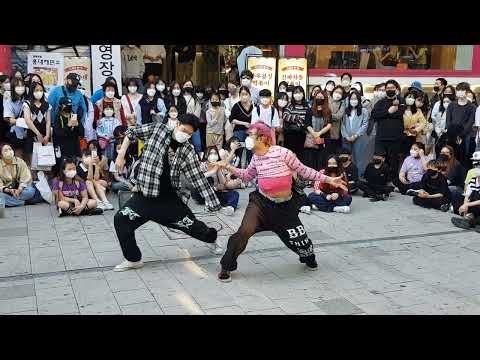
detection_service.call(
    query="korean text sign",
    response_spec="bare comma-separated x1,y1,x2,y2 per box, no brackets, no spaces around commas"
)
27,52,64,92
246,56,276,96
91,45,122,96
277,58,308,92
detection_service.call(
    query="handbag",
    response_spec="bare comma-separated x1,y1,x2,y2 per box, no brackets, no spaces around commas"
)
31,142,52,171
37,143,56,167
304,133,319,149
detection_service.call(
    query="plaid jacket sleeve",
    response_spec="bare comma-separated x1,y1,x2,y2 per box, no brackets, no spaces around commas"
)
183,151,221,211
125,122,156,142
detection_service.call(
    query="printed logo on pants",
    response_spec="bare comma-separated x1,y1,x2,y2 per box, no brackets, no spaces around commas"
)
286,225,306,239
173,216,194,229
120,207,141,221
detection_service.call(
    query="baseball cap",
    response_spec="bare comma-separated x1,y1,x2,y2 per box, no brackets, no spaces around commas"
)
66,73,81,85
471,151,480,161
408,81,423,93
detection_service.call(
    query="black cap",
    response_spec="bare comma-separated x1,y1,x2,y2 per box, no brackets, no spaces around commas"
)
59,96,73,106
374,149,386,157
339,148,351,155
66,73,81,85
240,70,254,79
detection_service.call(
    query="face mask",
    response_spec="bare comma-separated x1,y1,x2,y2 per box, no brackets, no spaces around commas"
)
167,119,177,131
426,169,437,177
245,136,255,150
2,149,14,160
174,129,191,143
433,86,440,93
373,158,382,165
377,90,386,99
349,99,358,107
240,95,250,102
172,89,181,97
260,97,270,106
196,93,203,99
147,88,156,97
332,92,342,101
105,91,115,99
405,97,415,106
279,87,287,93
339,156,349,163
341,79,350,87
66,83,77,92
410,150,419,158
104,109,114,117
33,91,44,100
326,166,338,174
62,105,72,113
128,86,137,94
208,154,219,163
293,93,303,101
241,78,251,87
278,99,288,108
3,82,10,91
386,89,396,98
456,90,466,98
439,154,450,161
326,84,334,92
211,101,220,107
443,101,450,108
169,112,178,119
445,94,455,102
15,86,25,96
64,170,77,179
315,98,325,105
156,84,165,92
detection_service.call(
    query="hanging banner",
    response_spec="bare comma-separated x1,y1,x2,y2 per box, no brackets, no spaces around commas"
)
27,52,64,93
277,58,308,92
65,57,91,97
247,56,276,96
91,45,122,96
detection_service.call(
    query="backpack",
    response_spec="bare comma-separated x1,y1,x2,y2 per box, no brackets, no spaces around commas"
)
61,86,84,123
255,105,275,124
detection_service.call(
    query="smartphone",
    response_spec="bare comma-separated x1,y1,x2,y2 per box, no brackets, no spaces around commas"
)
91,150,97,158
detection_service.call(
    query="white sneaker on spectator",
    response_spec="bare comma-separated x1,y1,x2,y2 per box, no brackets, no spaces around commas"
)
103,201,114,210
220,206,235,216
333,206,351,213
406,189,420,196
394,187,400,193
300,205,311,215
96,201,106,210
207,241,224,255
311,204,319,210
113,260,144,272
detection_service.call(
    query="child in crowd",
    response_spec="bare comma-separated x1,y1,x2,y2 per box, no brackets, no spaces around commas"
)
109,126,136,193
357,150,394,201
339,148,358,193
206,93,226,149
308,155,352,213
412,159,450,211
96,104,121,161
76,149,114,210
164,105,179,131
393,142,427,195
52,158,103,217
451,167,480,231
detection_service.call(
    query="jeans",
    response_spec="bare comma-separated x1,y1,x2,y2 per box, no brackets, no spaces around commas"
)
191,189,239,209
342,135,368,178
307,192,352,212
111,181,130,193
1,185,36,207
233,129,252,167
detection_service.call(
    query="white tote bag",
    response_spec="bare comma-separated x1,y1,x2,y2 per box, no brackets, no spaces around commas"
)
31,142,51,171
37,143,56,167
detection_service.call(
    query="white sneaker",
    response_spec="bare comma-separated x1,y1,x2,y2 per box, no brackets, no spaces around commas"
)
103,201,114,211
96,201,106,210
220,206,235,216
311,204,319,210
394,187,400,193
333,206,351,213
300,205,311,215
207,241,224,255
113,260,144,272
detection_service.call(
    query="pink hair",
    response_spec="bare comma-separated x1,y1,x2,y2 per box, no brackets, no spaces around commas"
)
248,122,274,142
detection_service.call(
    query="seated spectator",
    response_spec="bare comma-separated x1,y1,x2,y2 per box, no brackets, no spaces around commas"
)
52,158,103,217
451,151,480,215
223,136,242,168
451,167,480,231
0,143,36,207
308,155,352,213
393,142,427,195
412,159,450,211
96,104,122,161
109,126,136,193
191,146,239,216
357,150,394,202
291,172,312,215
339,148,358,193
437,145,465,194
77,149,113,211
164,105,179,131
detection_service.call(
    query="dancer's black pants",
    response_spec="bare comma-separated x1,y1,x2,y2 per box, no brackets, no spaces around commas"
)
220,191,315,271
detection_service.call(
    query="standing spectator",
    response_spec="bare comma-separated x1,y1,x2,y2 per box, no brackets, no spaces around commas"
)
274,92,289,146
372,79,406,180
307,85,322,107
165,81,187,115
53,97,84,162
239,70,259,105
412,160,451,211
229,86,253,167
432,86,456,155
155,79,168,101
0,143,36,207
324,80,335,98
283,86,308,158
224,82,239,119
137,82,164,125
0,75,10,144
48,73,87,127
96,104,122,161
341,89,369,177
402,90,427,157
142,45,166,84
467,90,478,106
121,78,143,126
329,85,346,154
206,93,226,149
340,73,353,94
277,81,288,96
91,76,119,105
184,83,202,152
430,77,447,110
3,78,27,160
94,82,125,127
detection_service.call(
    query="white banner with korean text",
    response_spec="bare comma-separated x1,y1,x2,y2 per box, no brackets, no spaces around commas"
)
277,58,308,93
27,52,64,93
246,56,276,96
91,45,122,96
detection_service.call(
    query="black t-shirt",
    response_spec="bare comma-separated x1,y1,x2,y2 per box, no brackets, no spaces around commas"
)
159,140,180,196
364,163,390,186
343,162,359,183
421,173,451,200
76,163,89,181
229,102,253,132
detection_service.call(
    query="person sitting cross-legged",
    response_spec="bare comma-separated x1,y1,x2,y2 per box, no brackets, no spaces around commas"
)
451,167,480,231
393,142,427,196
357,149,394,202
412,159,451,212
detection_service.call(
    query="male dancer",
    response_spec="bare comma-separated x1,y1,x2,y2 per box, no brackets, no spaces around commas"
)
215,122,347,282
113,113,222,272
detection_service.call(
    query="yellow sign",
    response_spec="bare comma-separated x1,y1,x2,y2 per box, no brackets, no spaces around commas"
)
277,58,308,92
246,56,276,96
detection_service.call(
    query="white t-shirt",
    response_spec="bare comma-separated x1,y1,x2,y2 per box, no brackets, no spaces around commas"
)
142,45,166,64
251,105,280,128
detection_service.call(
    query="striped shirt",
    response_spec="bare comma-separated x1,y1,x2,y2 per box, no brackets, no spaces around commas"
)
282,103,309,131
466,176,480,198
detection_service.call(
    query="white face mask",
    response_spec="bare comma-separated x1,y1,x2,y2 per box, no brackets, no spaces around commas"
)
443,101,451,108
241,78,251,87
3,82,10,91
105,91,115,99
208,154,219,163
172,89,181,97
377,90,386,98
64,170,77,178
240,94,250,102
128,86,137,94
245,136,255,150
174,129,191,143
279,87,287,93
196,93,203,99
33,91,44,100
278,99,288,108
104,109,114,117
156,84,165,92
2,149,14,160
325,84,334,92
260,97,270,106
15,86,25,96
405,97,415,106
349,99,358,107
332,92,342,101
341,79,350,87
456,90,466,99
169,112,178,119
78,88,86,96
293,93,303,101
167,119,177,131
147,88,156,97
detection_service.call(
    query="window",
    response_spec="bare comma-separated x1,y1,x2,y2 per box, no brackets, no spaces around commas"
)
306,45,474,71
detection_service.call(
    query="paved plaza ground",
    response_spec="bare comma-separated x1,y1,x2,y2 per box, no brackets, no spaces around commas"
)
0,188,479,315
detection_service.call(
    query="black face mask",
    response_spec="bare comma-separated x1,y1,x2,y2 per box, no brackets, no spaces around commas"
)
438,154,449,162
315,98,325,105
446,94,455,102
326,166,338,174
62,105,72,113
386,89,396,98
426,169,438,177
433,85,440,93
339,156,349,163
183,87,194,95
211,101,221,107
373,158,383,165
66,82,78,92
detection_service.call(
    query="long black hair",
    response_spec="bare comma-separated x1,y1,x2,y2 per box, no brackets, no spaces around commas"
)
403,90,418,114
102,81,120,100
291,85,307,108
11,78,25,102
345,89,363,116
27,82,49,113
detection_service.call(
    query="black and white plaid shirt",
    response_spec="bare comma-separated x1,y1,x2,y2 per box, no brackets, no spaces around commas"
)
125,122,221,211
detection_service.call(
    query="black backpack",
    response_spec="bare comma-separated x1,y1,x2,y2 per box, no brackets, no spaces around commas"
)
61,86,84,123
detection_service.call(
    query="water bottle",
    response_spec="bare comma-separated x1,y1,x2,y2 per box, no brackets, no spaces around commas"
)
0,194,5,219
